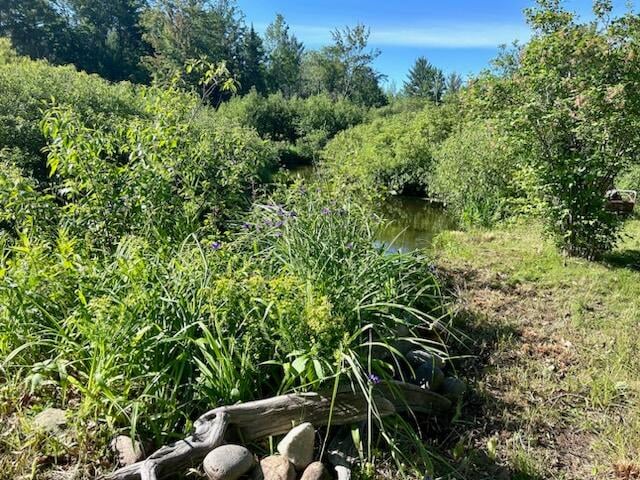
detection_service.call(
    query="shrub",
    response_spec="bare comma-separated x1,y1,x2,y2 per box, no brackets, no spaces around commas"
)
0,54,143,180
321,104,455,196
292,93,365,160
507,3,640,258
431,119,538,225
0,148,57,237
216,91,365,164
216,90,299,143
39,85,276,246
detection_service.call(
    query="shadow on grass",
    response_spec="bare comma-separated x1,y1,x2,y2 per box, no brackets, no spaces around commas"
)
422,269,548,480
602,249,640,271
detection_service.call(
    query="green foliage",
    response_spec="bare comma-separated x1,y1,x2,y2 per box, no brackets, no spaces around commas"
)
0,148,56,237
40,86,275,246
216,91,366,164
0,53,143,179
431,119,539,225
141,0,246,99
0,185,445,448
264,14,305,97
617,165,640,191
321,104,456,196
303,24,387,107
403,56,445,103
0,0,149,82
239,25,267,94
509,0,640,258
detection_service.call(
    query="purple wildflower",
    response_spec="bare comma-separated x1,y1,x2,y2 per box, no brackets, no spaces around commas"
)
346,242,354,250
368,373,381,385
274,220,284,228
321,207,331,215
242,222,251,230
274,231,283,238
288,211,298,218
210,241,222,251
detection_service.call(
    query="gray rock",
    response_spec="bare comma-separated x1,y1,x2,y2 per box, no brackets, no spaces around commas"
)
277,422,315,470
257,455,295,480
394,324,414,356
406,349,445,369
300,462,331,480
414,362,445,390
33,408,66,432
440,377,467,400
110,435,144,466
203,444,254,480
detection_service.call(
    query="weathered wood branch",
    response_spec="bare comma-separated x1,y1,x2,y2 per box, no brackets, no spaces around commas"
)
105,381,450,480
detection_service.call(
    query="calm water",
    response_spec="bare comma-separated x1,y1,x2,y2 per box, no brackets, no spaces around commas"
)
289,165,456,252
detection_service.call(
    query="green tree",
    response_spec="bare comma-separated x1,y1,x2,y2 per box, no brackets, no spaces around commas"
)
512,0,640,257
0,0,149,82
444,72,463,96
303,24,385,107
403,56,445,103
238,25,266,94
65,0,150,82
264,14,304,97
0,0,72,64
141,0,245,93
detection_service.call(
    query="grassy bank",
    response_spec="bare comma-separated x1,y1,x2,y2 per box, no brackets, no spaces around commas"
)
433,220,640,479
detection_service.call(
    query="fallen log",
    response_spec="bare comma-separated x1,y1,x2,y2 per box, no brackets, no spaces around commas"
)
105,381,450,480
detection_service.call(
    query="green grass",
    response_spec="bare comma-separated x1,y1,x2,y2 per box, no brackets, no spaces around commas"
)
433,219,640,479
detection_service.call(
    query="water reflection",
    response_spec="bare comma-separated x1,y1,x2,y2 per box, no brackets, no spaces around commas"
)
377,196,456,253
288,165,456,252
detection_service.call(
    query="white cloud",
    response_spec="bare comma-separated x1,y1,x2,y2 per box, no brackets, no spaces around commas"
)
257,22,531,49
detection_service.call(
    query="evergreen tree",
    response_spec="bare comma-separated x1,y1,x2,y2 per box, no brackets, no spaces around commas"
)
403,56,445,103
265,14,304,97
238,25,266,94
68,0,150,82
0,0,149,82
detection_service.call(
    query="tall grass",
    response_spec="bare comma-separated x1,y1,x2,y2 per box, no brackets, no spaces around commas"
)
0,184,449,475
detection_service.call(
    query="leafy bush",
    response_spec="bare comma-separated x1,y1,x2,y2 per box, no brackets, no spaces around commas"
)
506,3,640,258
321,104,455,196
0,53,143,180
431,119,539,225
216,90,299,142
41,88,275,246
216,91,365,164
293,93,365,160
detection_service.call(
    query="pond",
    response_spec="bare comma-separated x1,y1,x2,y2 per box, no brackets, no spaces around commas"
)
289,165,457,253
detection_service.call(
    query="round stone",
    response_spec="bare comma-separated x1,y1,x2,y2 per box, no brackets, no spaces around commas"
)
259,455,295,480
277,422,315,470
414,362,445,390
440,376,467,399
203,444,254,480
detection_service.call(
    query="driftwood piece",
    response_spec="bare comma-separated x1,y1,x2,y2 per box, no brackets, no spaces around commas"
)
105,381,450,480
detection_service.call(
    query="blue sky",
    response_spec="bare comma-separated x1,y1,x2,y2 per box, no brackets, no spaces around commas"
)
237,0,635,88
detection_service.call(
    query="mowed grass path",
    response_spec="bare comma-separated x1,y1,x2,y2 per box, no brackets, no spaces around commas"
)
433,220,640,480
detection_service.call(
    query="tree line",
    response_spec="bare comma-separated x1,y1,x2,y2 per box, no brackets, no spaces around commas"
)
0,0,461,107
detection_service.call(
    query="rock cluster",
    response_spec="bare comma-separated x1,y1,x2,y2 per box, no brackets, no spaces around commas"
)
109,347,466,480
201,423,334,480
406,348,467,400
